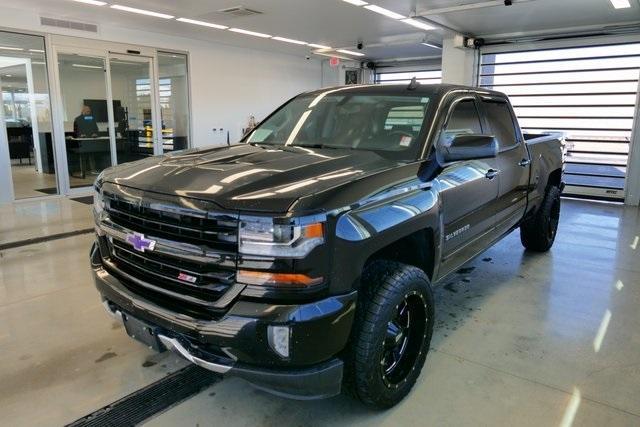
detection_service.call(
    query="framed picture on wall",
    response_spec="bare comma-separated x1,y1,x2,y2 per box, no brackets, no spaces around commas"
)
345,70,359,85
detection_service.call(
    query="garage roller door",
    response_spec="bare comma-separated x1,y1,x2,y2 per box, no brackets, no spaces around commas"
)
479,42,640,201
376,69,442,85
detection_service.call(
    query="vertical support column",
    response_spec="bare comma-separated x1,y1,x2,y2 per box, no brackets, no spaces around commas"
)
441,35,478,86
0,75,15,204
625,77,640,206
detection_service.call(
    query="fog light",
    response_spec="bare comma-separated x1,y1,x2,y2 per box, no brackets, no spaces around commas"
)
268,325,290,359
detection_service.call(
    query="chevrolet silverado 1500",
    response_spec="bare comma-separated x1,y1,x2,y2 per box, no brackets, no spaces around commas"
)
91,83,563,407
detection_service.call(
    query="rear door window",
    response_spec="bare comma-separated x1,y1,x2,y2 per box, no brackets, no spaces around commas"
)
482,100,519,150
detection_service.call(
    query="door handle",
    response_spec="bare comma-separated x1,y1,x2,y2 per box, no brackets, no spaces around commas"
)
485,169,500,180
518,158,531,167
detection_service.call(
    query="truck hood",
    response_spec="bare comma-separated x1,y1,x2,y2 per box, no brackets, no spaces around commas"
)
101,143,401,213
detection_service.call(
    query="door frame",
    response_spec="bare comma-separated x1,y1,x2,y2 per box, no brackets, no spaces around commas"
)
49,44,115,197
49,39,163,196
0,46,49,203
107,52,163,158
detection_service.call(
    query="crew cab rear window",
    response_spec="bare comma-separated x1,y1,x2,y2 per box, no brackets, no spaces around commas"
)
246,92,432,160
441,99,483,145
482,100,518,149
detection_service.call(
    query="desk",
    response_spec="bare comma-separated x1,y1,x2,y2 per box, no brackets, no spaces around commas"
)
66,136,110,179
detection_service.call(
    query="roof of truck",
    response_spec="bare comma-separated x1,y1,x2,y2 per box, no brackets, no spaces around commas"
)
300,83,508,99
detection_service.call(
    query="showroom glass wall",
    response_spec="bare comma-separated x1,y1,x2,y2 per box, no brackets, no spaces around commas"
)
0,30,191,203
0,31,56,200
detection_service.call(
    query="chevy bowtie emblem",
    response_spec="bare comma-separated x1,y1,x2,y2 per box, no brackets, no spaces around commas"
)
125,232,156,253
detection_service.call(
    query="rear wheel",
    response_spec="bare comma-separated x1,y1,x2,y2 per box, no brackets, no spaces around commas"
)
520,185,561,252
344,260,434,408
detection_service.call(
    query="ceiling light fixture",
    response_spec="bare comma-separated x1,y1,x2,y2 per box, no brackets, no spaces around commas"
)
309,43,332,50
312,51,352,60
609,0,631,8
110,5,174,19
363,5,405,19
337,49,365,57
71,0,107,5
72,63,103,69
272,36,308,45
176,18,228,29
402,18,436,31
0,46,24,51
229,28,272,38
342,0,368,5
421,42,442,49
29,49,45,53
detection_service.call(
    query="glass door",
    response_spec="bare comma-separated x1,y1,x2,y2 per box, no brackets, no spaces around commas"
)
50,40,173,196
0,31,56,202
56,51,115,189
108,53,160,164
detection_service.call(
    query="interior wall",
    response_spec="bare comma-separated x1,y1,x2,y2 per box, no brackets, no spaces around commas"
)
0,6,323,148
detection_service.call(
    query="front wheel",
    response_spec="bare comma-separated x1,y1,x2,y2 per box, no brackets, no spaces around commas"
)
520,185,561,252
345,261,434,408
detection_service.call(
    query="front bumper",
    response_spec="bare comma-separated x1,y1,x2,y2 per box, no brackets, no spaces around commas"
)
91,243,357,399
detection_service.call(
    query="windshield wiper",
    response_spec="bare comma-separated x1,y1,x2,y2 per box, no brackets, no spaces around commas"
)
294,144,355,150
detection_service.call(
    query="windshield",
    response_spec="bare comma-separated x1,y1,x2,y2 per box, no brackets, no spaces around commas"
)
245,90,432,161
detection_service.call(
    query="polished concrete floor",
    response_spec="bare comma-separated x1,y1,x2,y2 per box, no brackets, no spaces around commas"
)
0,198,638,426
0,197,94,245
10,163,93,200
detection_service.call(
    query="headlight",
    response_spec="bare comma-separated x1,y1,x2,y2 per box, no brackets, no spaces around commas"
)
93,172,105,215
93,186,105,215
238,216,325,258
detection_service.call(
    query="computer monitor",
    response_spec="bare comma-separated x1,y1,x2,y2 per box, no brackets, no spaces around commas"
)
83,99,122,122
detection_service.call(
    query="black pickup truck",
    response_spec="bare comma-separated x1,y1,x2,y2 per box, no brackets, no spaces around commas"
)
91,83,563,408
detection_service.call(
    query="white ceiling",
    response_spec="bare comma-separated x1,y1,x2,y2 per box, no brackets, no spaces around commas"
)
5,0,640,61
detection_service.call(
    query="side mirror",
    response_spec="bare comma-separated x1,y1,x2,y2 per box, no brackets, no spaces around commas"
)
441,134,498,163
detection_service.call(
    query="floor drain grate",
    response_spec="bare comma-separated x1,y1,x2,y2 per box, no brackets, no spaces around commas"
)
66,365,221,427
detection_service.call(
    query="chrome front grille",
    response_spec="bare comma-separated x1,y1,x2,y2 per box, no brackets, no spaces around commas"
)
97,189,241,319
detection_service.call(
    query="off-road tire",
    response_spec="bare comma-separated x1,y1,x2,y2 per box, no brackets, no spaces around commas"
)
520,185,561,252
344,260,434,408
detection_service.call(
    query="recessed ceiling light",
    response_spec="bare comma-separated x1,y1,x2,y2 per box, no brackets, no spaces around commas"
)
229,28,272,38
421,42,442,49
337,49,365,57
363,5,405,19
71,0,106,5
342,0,368,5
0,46,24,51
309,43,332,50
5,74,12,77
176,18,228,29
610,0,631,8
110,5,174,19
402,18,436,31
272,36,308,45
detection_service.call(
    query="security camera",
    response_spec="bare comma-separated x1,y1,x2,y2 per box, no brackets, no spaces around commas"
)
357,41,363,50
305,55,311,60
473,38,485,48
504,0,512,5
